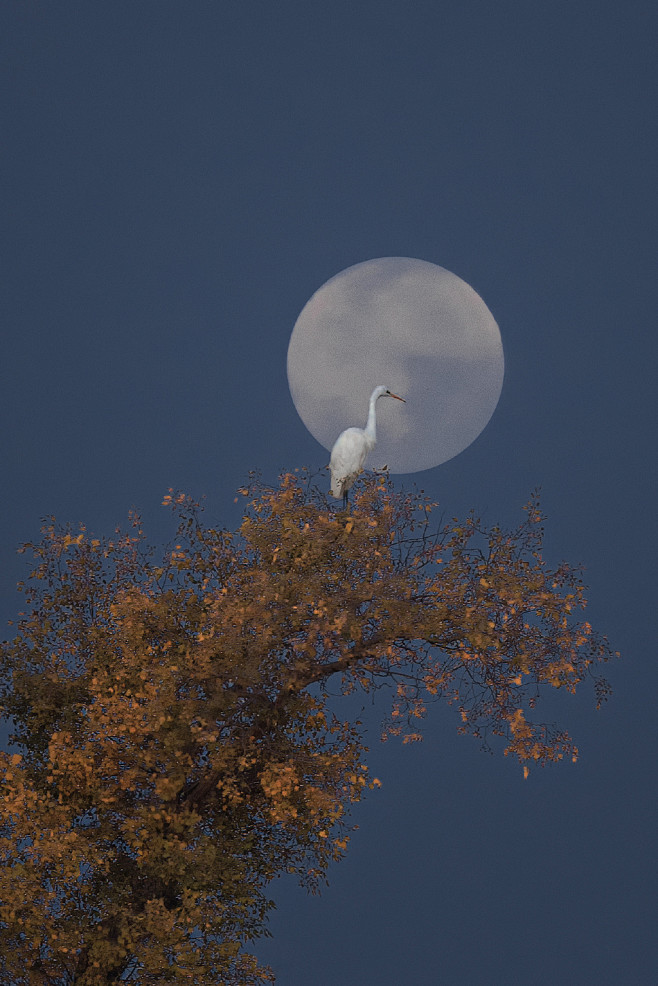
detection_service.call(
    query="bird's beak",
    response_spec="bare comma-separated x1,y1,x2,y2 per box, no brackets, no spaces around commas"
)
389,393,405,402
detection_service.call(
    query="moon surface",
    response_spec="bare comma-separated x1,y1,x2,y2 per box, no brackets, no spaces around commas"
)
287,257,504,474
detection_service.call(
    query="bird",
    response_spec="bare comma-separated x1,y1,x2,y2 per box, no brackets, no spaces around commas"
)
329,385,406,508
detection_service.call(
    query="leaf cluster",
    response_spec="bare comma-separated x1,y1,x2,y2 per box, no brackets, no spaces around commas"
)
0,473,615,983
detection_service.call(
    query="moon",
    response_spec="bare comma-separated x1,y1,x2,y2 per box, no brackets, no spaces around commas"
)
287,257,504,474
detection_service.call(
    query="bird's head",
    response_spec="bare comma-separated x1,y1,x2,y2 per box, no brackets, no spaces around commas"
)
376,386,406,403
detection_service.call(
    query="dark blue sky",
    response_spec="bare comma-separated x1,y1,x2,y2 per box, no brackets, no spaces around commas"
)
2,3,656,983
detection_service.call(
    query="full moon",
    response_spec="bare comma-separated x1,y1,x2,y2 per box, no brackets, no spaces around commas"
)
287,257,504,474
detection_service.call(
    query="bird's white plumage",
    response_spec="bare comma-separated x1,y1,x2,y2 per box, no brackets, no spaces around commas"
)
329,427,375,499
329,385,405,504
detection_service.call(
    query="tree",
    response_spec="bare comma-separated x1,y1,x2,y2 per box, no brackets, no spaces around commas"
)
0,473,614,984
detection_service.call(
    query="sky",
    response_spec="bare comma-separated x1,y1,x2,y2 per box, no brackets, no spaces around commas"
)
1,2,656,984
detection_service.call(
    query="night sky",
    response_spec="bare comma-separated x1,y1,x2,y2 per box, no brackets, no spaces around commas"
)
2,3,656,984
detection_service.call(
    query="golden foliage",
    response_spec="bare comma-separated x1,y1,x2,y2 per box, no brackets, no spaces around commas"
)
0,473,614,982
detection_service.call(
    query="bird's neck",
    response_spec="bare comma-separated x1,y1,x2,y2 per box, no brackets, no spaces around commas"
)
364,395,378,442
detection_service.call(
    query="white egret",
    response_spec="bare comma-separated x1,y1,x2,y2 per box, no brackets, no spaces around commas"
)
329,385,406,507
